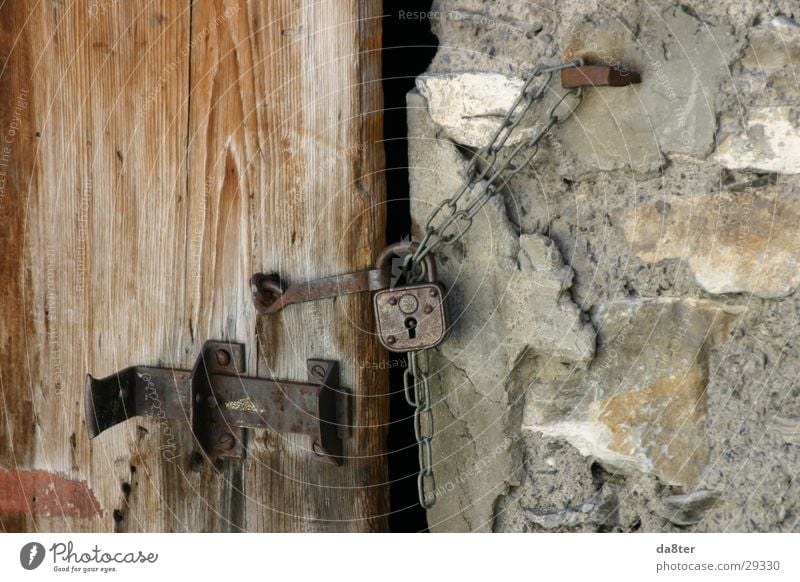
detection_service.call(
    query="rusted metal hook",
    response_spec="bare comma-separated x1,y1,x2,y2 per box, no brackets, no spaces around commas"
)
561,64,641,88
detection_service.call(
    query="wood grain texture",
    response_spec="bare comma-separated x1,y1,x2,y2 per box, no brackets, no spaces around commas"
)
0,0,387,532
188,0,388,532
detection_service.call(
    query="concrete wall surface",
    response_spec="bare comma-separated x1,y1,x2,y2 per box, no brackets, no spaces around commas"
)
406,0,800,532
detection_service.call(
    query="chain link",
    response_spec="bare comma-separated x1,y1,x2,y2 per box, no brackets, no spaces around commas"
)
404,60,585,509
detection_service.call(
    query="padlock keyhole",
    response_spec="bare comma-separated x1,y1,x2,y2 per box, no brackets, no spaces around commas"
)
404,317,418,339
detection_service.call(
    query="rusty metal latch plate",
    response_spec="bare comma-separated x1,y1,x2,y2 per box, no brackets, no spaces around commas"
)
85,341,352,465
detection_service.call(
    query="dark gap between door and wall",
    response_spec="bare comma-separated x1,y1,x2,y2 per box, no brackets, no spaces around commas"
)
382,0,438,533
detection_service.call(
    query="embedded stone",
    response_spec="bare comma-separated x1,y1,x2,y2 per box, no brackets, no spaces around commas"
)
523,487,617,529
640,7,742,158
524,298,740,488
416,72,533,148
770,414,800,444
741,17,800,73
618,191,800,298
661,489,722,526
716,108,800,175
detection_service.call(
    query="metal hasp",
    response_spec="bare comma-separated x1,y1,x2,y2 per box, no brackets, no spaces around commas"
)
561,64,642,88
250,241,450,352
84,341,351,465
251,268,390,315
249,241,417,316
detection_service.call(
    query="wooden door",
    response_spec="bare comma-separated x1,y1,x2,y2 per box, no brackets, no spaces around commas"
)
0,0,388,533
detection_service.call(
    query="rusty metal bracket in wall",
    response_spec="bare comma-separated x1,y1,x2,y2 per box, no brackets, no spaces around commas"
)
84,341,351,465
560,64,642,88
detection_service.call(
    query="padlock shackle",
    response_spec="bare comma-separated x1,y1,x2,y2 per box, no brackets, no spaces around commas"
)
375,240,437,283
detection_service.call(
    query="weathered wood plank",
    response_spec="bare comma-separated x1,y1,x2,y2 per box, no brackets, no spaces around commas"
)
0,0,388,532
0,0,224,532
188,0,388,532
0,0,40,535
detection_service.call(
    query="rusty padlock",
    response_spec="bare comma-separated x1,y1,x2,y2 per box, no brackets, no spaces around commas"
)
373,244,448,352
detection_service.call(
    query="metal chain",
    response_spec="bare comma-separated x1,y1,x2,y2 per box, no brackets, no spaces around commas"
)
403,349,435,508
403,59,586,509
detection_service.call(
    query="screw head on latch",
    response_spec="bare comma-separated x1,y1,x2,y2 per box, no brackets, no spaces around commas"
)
215,349,231,367
311,364,326,380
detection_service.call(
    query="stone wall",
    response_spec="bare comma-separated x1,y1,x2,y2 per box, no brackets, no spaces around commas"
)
406,0,800,532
